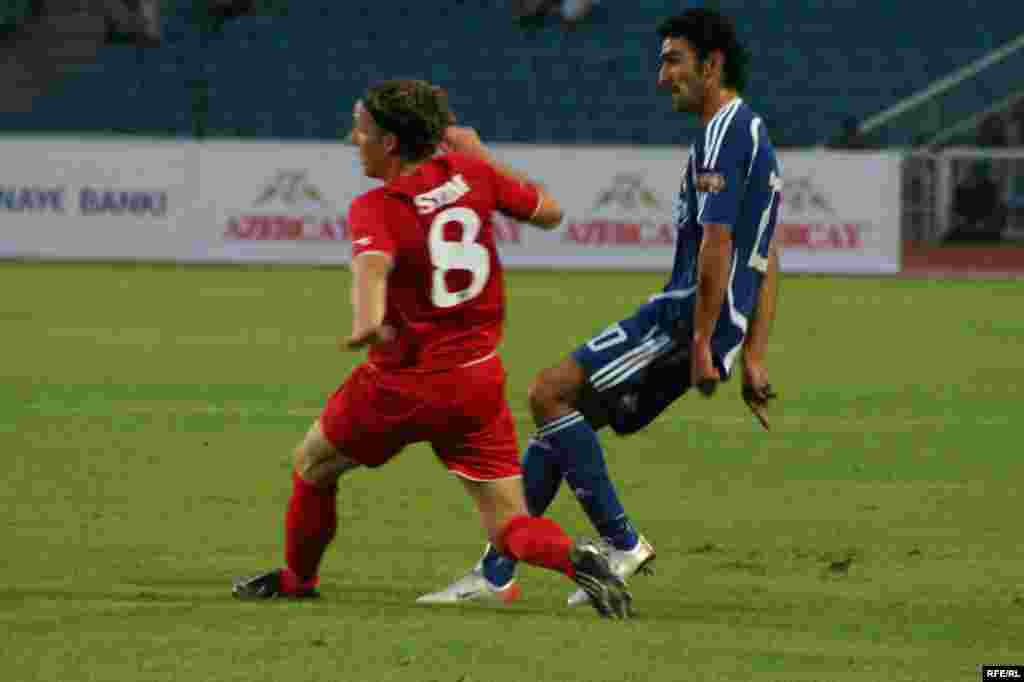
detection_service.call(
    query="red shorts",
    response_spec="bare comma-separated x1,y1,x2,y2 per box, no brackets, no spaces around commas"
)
319,354,521,480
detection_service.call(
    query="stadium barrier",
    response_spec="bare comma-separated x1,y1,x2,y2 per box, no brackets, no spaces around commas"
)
1,138,901,274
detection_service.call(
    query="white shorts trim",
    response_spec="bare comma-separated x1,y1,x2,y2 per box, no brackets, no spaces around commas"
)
351,249,394,260
648,285,697,303
366,349,497,373
459,350,498,368
450,471,523,483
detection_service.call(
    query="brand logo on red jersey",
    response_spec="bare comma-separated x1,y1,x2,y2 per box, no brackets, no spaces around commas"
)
413,174,471,214
224,170,348,242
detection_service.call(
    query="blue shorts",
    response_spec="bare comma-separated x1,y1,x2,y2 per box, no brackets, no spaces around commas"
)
571,297,693,434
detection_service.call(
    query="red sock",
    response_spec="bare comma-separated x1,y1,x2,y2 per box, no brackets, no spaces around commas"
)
499,515,575,577
284,471,337,585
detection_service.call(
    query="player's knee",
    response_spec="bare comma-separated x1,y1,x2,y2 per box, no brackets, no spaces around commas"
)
293,438,356,488
529,366,581,423
526,375,546,413
292,444,318,482
528,369,562,417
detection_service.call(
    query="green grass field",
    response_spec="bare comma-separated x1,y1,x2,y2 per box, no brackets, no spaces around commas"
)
2,262,1023,682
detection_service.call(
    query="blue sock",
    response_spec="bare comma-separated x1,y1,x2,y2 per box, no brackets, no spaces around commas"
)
479,544,517,588
523,437,564,516
480,438,564,587
538,411,638,551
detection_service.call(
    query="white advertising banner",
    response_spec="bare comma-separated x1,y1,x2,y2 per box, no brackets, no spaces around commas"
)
194,141,371,264
1,139,901,274
773,150,902,274
490,146,903,274
482,145,681,269
0,139,195,261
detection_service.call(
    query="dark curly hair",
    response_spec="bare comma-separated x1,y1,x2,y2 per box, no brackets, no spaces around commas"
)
362,80,452,162
657,7,749,93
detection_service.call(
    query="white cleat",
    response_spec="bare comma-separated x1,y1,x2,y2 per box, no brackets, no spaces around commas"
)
416,567,521,606
567,535,655,607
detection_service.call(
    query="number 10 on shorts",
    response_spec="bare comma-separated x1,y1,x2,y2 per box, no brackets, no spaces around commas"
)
587,323,628,352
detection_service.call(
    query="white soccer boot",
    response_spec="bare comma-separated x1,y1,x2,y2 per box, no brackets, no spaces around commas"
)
567,535,655,607
416,566,521,606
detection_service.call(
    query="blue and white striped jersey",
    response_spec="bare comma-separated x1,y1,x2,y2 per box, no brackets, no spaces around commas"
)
655,98,781,376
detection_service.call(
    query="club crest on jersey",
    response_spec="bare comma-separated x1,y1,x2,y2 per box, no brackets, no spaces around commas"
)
695,172,726,194
414,174,471,214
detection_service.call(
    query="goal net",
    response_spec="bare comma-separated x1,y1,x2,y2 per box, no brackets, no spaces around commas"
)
905,147,1024,243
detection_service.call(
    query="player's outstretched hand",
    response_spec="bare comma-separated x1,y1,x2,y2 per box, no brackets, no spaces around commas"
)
691,336,721,397
442,126,488,158
343,324,395,350
741,360,777,431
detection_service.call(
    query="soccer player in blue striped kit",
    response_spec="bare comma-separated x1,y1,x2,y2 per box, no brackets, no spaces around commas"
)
420,7,783,607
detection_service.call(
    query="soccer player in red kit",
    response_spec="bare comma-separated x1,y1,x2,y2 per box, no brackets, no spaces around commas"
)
232,79,632,619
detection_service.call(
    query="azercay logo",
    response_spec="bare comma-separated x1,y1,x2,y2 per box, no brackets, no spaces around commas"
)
253,170,325,206
778,175,867,252
565,172,675,247
782,176,834,216
225,170,346,243
593,173,664,212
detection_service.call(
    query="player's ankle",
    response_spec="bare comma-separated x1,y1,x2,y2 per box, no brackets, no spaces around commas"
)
610,536,638,552
599,521,639,552
281,568,319,594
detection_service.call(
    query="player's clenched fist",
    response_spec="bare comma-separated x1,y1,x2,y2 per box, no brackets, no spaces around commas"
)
741,360,777,430
441,126,487,157
343,324,395,350
690,336,721,397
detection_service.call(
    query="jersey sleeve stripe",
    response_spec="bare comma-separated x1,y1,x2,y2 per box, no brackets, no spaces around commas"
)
703,99,739,169
708,100,743,168
704,102,731,168
722,256,750,373
747,117,762,180
704,118,720,169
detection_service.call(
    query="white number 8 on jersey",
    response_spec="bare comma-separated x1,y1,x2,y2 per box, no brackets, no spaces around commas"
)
428,206,491,308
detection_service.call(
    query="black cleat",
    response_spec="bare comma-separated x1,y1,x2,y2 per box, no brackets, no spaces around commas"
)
569,539,634,619
232,570,320,600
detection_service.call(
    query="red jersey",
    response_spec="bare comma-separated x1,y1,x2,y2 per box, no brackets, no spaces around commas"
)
347,152,541,372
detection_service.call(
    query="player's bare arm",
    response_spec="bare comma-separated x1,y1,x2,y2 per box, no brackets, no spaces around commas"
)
743,241,779,366
692,222,732,394
443,125,563,229
741,241,780,429
344,251,395,350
